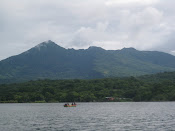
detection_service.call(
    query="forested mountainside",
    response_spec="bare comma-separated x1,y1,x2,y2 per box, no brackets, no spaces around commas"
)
0,40,175,84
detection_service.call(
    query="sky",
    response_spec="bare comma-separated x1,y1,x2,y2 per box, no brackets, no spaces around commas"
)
1,0,175,60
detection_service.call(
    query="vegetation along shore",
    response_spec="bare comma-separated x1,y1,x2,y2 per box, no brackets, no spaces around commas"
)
0,72,175,103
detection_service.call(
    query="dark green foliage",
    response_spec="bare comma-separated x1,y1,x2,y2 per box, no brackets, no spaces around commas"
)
1,41,175,84
0,72,175,103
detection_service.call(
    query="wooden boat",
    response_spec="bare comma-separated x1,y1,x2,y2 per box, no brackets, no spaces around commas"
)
64,104,76,107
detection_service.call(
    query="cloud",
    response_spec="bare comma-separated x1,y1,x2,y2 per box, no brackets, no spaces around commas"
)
0,0,175,60
69,6,166,50
105,0,159,6
69,23,108,49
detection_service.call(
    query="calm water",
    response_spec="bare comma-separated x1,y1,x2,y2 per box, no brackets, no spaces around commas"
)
0,102,175,131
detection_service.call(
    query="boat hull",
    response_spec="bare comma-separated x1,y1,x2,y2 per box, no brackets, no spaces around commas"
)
64,105,76,107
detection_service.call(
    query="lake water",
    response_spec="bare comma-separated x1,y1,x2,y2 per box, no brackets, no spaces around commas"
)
0,102,175,131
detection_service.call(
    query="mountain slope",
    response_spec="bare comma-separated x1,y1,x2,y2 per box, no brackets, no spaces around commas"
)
94,48,175,77
0,41,102,83
0,40,175,83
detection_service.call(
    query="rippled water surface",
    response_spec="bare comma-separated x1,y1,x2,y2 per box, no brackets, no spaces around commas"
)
0,102,175,131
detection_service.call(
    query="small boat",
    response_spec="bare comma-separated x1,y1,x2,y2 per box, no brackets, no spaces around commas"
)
64,103,76,107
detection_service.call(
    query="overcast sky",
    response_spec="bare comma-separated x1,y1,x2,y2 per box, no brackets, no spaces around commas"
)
1,0,175,60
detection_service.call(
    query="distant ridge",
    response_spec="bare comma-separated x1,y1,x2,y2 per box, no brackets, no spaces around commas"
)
0,40,175,84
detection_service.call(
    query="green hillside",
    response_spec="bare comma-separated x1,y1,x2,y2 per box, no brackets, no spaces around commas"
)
0,40,175,84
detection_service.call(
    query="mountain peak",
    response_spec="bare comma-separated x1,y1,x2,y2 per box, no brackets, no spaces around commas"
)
122,47,136,50
121,47,137,52
87,46,104,51
34,40,62,51
37,40,56,46
44,40,53,44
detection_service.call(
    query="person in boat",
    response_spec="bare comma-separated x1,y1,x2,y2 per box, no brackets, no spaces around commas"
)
71,102,76,106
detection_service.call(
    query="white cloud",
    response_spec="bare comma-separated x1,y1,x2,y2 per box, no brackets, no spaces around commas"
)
105,0,159,6
92,41,126,50
68,6,167,51
171,51,175,55
0,0,175,60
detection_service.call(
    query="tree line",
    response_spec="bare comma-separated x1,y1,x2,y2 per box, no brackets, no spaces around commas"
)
0,72,175,103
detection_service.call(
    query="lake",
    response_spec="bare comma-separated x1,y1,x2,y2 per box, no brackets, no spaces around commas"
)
0,102,175,131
